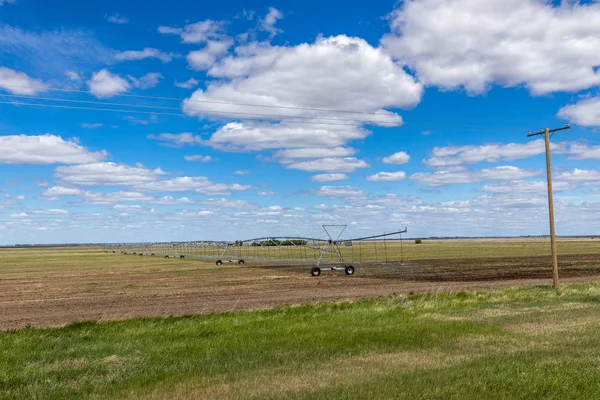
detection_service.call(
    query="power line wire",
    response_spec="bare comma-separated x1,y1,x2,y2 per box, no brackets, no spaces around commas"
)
0,93,397,125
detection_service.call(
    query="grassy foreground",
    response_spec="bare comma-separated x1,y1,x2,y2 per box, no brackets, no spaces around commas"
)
2,285,600,399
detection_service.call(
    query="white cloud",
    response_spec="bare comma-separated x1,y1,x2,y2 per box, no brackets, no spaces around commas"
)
424,140,549,168
128,72,162,89
87,69,131,98
65,70,81,81
382,151,410,165
367,171,407,182
481,180,573,194
148,133,202,146
411,166,541,186
311,173,348,182
561,142,600,160
55,162,165,186
257,191,274,196
0,134,106,164
106,13,129,24
175,78,199,89
33,209,68,215
42,186,83,198
113,204,158,214
557,97,600,127
158,19,226,44
0,24,112,74
555,169,600,182
0,0,16,6
10,213,29,218
315,185,364,198
184,155,214,162
132,176,250,195
205,122,369,152
260,7,283,37
115,48,174,63
286,157,369,173
187,39,233,70
186,35,421,125
275,147,357,162
0,67,47,95
382,0,600,95
81,123,103,129
234,170,251,176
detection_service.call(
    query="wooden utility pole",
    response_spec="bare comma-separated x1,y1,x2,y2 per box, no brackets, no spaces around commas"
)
527,124,570,290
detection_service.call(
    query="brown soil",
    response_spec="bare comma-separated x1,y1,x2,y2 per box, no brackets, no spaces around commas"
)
1,252,600,330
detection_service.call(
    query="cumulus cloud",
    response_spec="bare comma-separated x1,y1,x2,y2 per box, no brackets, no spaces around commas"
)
234,170,251,176
311,173,348,182
557,97,600,127
424,140,550,168
367,171,407,182
205,122,369,152
411,166,541,186
0,67,47,95
481,180,573,194
315,185,364,198
42,186,83,198
184,155,214,162
185,36,421,124
187,39,233,70
382,0,600,95
159,19,226,44
175,78,199,89
113,204,158,214
54,162,165,186
132,176,251,195
87,69,130,98
274,147,357,162
286,157,369,173
555,169,600,182
33,209,69,215
115,48,174,63
260,7,283,37
382,151,410,165
128,72,162,89
0,135,106,164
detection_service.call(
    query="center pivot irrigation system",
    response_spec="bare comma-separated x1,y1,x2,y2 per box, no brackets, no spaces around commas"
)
105,225,408,276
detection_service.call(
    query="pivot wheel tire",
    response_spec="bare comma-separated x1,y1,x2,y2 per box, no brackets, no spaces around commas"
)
311,267,321,277
180,255,185,259
164,255,169,259
345,266,355,275
238,259,245,265
139,254,143,257
216,260,223,266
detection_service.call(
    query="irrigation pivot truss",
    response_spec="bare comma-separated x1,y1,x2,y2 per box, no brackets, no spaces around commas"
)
105,225,408,276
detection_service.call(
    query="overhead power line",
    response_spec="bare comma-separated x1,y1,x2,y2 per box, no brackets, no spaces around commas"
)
0,93,397,125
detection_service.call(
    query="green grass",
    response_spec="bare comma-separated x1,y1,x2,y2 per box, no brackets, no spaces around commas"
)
3,284,600,399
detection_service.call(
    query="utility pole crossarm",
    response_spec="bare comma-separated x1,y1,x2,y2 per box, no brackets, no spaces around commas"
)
527,124,570,137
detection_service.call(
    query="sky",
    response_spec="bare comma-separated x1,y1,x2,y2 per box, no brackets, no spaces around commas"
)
1,0,600,244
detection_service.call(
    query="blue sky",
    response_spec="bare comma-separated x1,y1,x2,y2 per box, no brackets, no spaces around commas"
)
1,0,600,244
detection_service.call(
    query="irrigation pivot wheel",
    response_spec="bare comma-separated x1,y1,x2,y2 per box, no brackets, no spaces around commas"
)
311,267,321,277
238,259,245,265
345,266,355,275
216,260,223,266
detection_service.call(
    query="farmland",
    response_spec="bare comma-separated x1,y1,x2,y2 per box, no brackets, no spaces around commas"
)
1,238,600,330
2,239,600,399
